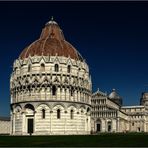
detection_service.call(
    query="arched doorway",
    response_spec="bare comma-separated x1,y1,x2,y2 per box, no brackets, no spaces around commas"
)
24,104,35,135
107,121,112,132
96,119,101,132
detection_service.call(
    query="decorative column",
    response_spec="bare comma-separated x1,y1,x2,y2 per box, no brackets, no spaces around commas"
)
33,110,36,135
66,88,69,101
22,111,26,135
117,118,120,132
57,86,60,100
78,91,80,102
143,117,146,132
50,86,52,100
61,87,64,100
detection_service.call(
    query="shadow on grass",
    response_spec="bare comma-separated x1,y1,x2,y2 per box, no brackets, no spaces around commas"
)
0,133,148,147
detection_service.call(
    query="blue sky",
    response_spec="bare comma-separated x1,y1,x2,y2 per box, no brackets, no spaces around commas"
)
0,1,148,116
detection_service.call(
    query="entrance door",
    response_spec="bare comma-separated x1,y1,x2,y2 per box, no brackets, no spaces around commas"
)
97,123,101,132
108,125,111,132
107,121,112,132
27,119,33,134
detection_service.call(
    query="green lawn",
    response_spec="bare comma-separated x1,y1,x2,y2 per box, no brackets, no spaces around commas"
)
0,133,148,147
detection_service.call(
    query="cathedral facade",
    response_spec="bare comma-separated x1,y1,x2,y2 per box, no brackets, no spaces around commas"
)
10,19,92,135
91,89,148,133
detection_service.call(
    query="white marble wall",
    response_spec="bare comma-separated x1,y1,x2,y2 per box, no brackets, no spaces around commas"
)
11,102,91,135
10,55,92,135
0,120,10,134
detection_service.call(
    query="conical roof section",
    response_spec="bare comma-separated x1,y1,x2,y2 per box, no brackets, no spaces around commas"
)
19,18,83,61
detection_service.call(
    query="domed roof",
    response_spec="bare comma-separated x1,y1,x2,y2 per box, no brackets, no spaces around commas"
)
108,89,122,105
19,18,83,61
108,89,121,100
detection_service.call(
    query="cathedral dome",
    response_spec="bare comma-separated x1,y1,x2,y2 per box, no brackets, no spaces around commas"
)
109,89,121,99
19,18,83,61
108,89,122,106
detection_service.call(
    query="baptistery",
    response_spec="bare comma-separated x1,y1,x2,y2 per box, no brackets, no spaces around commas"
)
10,18,92,135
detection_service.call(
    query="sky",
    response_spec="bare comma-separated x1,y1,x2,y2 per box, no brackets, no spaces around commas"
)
0,1,148,116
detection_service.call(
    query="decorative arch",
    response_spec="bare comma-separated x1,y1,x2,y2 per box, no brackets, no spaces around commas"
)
53,56,60,64
64,77,68,84
67,103,78,109
24,104,35,116
42,76,49,84
79,105,86,114
52,103,66,110
14,105,22,113
36,103,51,110
79,105,86,110
33,77,39,84
24,104,35,111
96,118,101,122
66,57,73,66
53,76,60,83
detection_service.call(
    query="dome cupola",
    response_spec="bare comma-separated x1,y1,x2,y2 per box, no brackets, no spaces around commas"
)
19,17,83,61
108,89,122,106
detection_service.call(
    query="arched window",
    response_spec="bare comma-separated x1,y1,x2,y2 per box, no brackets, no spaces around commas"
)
57,109,60,119
70,109,74,119
55,64,59,72
52,85,56,96
42,109,45,119
40,63,45,72
67,65,71,73
28,64,32,72
87,107,90,113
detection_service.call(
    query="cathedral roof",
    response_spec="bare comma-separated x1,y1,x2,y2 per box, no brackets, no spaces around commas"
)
108,89,122,106
19,17,83,61
108,89,122,100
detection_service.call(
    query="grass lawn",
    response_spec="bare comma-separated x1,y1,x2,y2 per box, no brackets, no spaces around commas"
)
0,133,148,147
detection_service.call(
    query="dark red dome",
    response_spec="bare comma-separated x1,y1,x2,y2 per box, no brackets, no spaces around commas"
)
19,19,83,61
